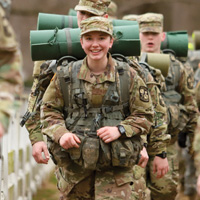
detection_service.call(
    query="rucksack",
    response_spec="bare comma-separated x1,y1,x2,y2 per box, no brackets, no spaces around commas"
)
20,56,78,127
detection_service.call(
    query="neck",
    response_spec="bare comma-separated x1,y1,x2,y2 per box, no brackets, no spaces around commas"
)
87,56,108,75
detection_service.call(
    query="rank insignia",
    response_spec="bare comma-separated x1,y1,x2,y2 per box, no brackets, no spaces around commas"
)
139,86,149,102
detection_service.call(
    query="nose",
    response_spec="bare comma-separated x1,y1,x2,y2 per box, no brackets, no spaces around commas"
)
91,39,98,47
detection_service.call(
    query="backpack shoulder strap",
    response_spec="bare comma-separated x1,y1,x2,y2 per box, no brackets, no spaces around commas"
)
57,59,82,117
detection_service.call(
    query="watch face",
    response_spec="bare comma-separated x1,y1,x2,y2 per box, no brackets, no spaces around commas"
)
118,125,125,135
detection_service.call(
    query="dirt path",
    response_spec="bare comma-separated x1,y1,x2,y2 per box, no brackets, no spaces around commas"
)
32,172,60,200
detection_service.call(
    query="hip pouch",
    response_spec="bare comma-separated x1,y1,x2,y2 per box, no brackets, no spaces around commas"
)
67,135,100,170
111,135,142,168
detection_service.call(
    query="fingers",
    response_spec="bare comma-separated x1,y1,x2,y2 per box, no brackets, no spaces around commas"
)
155,167,169,179
138,156,148,168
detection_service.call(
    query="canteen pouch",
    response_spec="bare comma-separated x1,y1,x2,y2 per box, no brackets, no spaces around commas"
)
111,135,142,168
98,139,112,169
67,134,85,166
82,137,100,170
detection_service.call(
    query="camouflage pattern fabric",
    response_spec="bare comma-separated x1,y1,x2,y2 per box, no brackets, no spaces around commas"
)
147,143,179,200
194,117,200,176
55,165,139,200
147,54,198,200
75,0,111,16
107,1,117,19
0,5,23,131
129,58,170,156
122,14,138,21
132,165,151,200
41,54,154,199
25,61,46,145
80,16,113,36
137,12,163,33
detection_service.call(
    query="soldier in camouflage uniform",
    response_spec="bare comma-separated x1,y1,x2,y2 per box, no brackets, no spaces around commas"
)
0,3,23,138
24,0,111,164
41,16,154,200
138,12,199,200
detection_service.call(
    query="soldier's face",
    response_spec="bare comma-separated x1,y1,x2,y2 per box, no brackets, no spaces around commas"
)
77,11,97,27
139,31,165,53
80,31,113,61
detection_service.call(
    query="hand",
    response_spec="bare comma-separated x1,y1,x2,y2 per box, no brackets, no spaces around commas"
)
153,156,169,178
0,123,4,139
59,133,81,150
138,146,149,168
97,126,121,143
197,175,200,196
32,141,50,164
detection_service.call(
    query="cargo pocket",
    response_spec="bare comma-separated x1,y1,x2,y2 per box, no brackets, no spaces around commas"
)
111,139,134,168
82,137,99,170
55,167,75,195
67,134,85,166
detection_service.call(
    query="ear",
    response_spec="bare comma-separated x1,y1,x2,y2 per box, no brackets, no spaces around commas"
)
103,14,109,18
161,32,166,42
109,37,114,48
80,37,84,48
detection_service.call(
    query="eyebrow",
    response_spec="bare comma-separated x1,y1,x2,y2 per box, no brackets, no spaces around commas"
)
84,32,108,37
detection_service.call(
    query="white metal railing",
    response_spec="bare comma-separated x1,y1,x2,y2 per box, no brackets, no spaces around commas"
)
0,98,55,200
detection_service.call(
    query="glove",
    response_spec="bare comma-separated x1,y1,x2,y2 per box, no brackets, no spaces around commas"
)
178,131,187,148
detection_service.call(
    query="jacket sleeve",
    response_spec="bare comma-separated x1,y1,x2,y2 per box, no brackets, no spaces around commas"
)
41,74,69,143
120,67,154,137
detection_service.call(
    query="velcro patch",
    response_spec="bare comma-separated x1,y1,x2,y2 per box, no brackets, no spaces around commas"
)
139,86,149,102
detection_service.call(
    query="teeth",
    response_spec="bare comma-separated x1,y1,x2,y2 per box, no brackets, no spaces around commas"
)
92,50,100,52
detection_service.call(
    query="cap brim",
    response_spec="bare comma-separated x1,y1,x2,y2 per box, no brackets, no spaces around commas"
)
140,27,162,33
75,5,104,16
81,28,112,37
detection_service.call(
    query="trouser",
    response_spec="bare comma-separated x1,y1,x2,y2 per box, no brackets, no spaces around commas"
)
55,165,139,200
133,165,151,200
147,143,179,200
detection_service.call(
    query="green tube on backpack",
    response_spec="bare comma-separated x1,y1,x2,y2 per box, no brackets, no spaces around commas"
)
37,13,138,30
161,31,188,57
31,25,140,61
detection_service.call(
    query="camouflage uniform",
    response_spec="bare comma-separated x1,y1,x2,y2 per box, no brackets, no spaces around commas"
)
137,13,199,200
24,0,111,145
41,17,154,200
0,4,23,132
127,59,169,200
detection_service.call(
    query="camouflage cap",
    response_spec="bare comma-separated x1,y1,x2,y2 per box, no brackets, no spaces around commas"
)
122,14,138,21
138,12,163,33
80,16,113,36
107,1,118,17
75,0,111,16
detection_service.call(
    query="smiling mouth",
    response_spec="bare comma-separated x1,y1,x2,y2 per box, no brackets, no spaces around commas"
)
91,49,101,53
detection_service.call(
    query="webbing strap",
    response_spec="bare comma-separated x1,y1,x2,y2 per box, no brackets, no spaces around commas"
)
65,29,72,55
68,16,73,28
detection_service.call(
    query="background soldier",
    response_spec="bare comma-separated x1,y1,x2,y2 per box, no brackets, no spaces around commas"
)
137,12,198,200
0,2,23,138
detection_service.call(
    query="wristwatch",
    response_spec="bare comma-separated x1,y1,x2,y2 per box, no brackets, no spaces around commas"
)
156,151,167,159
117,125,126,136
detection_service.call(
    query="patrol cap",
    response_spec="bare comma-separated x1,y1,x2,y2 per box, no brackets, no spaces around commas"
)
122,14,138,21
80,16,113,36
138,12,163,33
75,0,111,16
